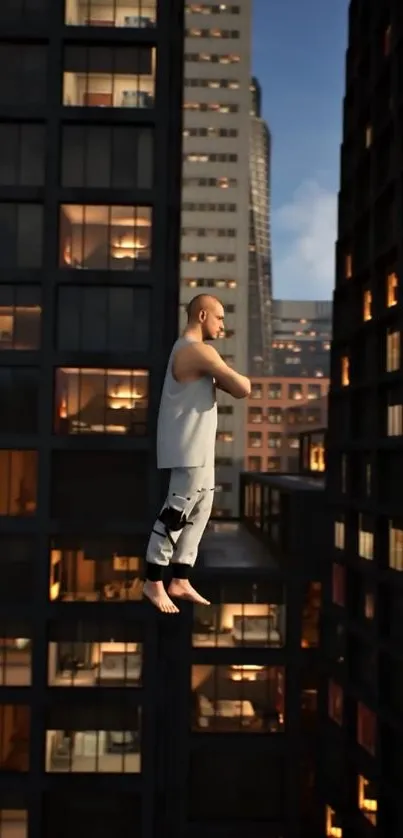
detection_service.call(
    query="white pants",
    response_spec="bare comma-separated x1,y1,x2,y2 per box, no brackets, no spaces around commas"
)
146,463,215,569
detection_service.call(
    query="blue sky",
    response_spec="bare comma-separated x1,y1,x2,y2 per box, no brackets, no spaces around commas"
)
252,0,349,300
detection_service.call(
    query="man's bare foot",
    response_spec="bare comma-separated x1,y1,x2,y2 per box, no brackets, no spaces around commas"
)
143,580,179,613
168,578,210,606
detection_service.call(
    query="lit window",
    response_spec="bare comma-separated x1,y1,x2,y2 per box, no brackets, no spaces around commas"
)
345,252,352,279
54,368,149,436
357,703,376,755
358,515,373,560
216,431,233,443
364,592,375,619
334,520,345,550
387,404,403,436
0,451,38,516
326,806,342,838
63,45,155,109
389,523,403,571
363,289,372,321
341,356,349,386
332,564,345,606
358,776,377,826
60,204,152,270
387,271,398,306
386,329,400,371
365,125,373,148
328,680,343,724
384,24,392,57
65,1,157,27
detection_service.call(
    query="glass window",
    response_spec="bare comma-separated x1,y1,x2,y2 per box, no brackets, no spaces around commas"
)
0,44,47,105
288,383,303,400
0,624,31,686
248,431,262,448
326,806,342,838
0,124,45,186
358,776,377,826
358,514,374,560
57,286,150,352
301,582,321,647
0,205,43,268
46,707,141,773
267,456,281,471
43,793,141,835
50,537,144,603
48,620,142,688
65,0,157,27
248,407,263,424
386,329,400,371
50,451,148,520
247,456,261,472
191,664,285,733
307,384,321,399
0,286,41,351
0,451,37,516
386,271,398,307
0,810,28,837
0,0,47,18
54,368,148,435
0,537,35,604
61,125,153,189
0,369,38,433
268,432,281,448
357,702,376,755
389,523,403,571
0,706,30,772
63,45,155,109
334,519,345,549
250,382,262,399
328,680,343,725
193,600,286,648
60,205,151,270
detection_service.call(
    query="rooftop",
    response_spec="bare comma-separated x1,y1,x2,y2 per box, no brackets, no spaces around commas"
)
197,521,278,573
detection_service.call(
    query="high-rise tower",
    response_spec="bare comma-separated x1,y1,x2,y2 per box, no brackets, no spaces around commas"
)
181,1,252,516
248,76,273,376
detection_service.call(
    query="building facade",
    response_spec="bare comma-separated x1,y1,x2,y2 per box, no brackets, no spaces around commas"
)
320,1,403,836
245,376,329,475
181,1,252,516
272,299,332,378
0,1,184,835
248,77,273,376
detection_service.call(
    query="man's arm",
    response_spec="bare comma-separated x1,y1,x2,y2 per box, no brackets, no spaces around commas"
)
192,344,251,399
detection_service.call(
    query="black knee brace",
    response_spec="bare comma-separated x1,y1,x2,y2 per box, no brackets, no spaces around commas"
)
153,505,192,550
158,506,187,532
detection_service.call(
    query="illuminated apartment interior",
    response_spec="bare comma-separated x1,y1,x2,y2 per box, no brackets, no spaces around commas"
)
54,368,149,435
64,0,157,28
60,205,152,270
63,45,156,109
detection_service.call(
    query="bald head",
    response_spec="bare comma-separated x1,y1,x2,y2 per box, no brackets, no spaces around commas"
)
187,294,222,322
185,294,224,342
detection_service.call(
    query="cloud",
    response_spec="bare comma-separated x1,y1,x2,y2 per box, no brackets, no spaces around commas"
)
272,179,338,300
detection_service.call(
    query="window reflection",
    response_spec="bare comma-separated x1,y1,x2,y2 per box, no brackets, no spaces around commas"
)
60,205,151,270
48,640,142,688
46,724,141,773
0,706,30,772
0,810,27,838
65,0,157,27
192,665,284,732
49,540,144,603
193,602,286,647
63,45,155,108
0,287,41,350
55,368,148,435
0,451,37,516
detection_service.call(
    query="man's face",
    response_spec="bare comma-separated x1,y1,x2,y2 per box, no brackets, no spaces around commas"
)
202,302,225,341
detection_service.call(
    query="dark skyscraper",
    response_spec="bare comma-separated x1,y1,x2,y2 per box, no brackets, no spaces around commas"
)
248,77,273,376
319,2,402,836
0,1,184,835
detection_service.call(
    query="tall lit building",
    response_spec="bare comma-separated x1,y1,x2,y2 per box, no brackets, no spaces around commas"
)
319,1,402,836
0,1,184,835
248,77,273,376
181,1,252,516
272,299,332,378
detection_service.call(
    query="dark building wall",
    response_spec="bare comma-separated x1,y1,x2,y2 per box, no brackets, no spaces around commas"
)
320,1,403,836
0,1,184,836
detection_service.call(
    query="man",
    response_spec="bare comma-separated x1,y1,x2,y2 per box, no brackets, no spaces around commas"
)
143,294,251,613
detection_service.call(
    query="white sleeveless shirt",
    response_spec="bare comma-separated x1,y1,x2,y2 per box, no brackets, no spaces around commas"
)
156,336,217,469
